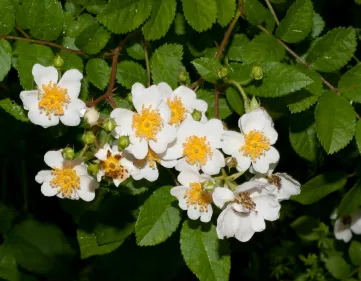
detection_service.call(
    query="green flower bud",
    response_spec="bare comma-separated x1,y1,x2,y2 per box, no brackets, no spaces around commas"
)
191,109,202,121
249,96,260,111
118,135,130,151
88,163,99,176
103,118,116,132
63,147,75,160
202,180,215,191
81,131,95,144
217,67,228,79
179,71,189,83
251,65,263,80
54,55,64,68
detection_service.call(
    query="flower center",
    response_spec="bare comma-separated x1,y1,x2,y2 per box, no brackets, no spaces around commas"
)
234,192,256,211
100,151,128,180
167,97,187,126
134,147,160,170
132,105,163,141
38,82,70,119
241,130,270,162
342,215,352,226
182,136,213,166
267,175,281,189
185,182,212,211
50,166,80,198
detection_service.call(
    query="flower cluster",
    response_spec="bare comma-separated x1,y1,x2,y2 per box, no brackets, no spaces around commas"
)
22,64,301,243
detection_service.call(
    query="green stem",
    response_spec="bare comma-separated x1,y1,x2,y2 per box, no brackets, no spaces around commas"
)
142,38,151,87
228,171,244,181
79,144,89,158
227,80,250,111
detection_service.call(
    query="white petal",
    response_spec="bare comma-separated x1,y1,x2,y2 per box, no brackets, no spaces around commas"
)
234,214,255,242
201,149,225,175
149,124,177,154
175,158,199,173
44,150,63,169
28,107,60,128
158,101,171,124
212,187,235,208
32,64,58,88
221,131,244,156
251,147,280,174
334,219,352,242
161,138,183,160
20,90,38,111
173,86,196,108
351,210,361,234
204,119,224,148
96,170,105,182
232,202,248,213
57,69,83,99
277,173,301,201
74,164,89,176
216,205,240,239
60,107,82,126
177,170,201,187
133,164,159,182
132,84,162,113
127,136,148,159
192,99,208,113
95,148,108,161
110,108,134,135
263,124,278,145
158,82,173,99
160,159,177,168
250,212,266,232
200,205,213,223
35,170,52,184
41,181,58,197
234,152,252,172
253,194,280,221
170,185,188,199
187,207,201,220
77,176,98,202
239,108,272,134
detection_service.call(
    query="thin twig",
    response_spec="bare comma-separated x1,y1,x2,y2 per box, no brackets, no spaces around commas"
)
1,35,85,54
142,38,151,87
15,26,30,39
265,0,280,25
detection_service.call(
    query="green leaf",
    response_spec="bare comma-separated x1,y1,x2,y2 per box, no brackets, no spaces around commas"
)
325,255,351,279
197,89,233,119
243,0,268,25
180,220,231,281
311,13,325,38
135,186,181,246
0,99,29,122
338,64,361,103
337,181,361,218
192,57,223,83
151,43,186,89
356,120,361,154
242,34,285,64
0,204,17,234
65,14,95,38
97,0,152,34
0,0,15,35
0,246,19,281
86,58,111,90
174,12,186,35
306,27,356,72
17,44,54,90
315,91,356,154
291,172,347,205
58,51,83,72
127,42,145,60
4,219,74,277
349,241,361,266
246,62,313,97
85,0,107,14
116,61,147,90
75,23,110,55
228,63,253,85
291,216,320,241
226,87,244,116
181,0,217,32
216,0,236,26
0,40,12,82
276,0,314,43
143,0,176,41
289,111,318,162
226,34,250,62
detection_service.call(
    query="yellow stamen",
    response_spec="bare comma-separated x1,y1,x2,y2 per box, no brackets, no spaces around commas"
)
38,82,70,119
132,105,163,141
241,130,270,162
167,97,187,126
185,182,212,211
99,151,128,181
50,166,80,198
182,136,213,166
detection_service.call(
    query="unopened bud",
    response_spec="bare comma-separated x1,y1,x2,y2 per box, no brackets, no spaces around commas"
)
103,118,116,132
202,180,215,191
249,96,260,111
217,67,228,79
251,65,263,80
226,157,238,169
63,147,75,160
179,71,189,83
88,163,99,176
191,109,202,121
84,107,100,126
118,135,130,151
54,55,64,68
81,131,95,144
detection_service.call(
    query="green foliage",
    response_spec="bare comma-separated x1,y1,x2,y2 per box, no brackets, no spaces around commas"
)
180,221,231,281
325,255,351,279
58,51,83,72
349,241,361,266
181,0,217,32
0,0,15,35
197,89,233,119
75,23,110,54
127,42,145,61
243,0,269,25
0,246,19,281
227,63,253,85
226,34,250,62
216,0,236,27
311,13,325,38
339,64,361,103
226,87,244,116
116,60,147,89
337,181,361,217
315,91,356,154
0,98,29,122
291,216,320,241
192,58,223,83
86,58,111,90
0,40,12,82
356,120,361,154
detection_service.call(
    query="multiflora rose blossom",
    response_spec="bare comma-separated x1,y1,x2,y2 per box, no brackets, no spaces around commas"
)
162,118,226,175
331,209,361,243
20,64,85,128
221,108,279,174
110,83,176,160
35,150,99,201
158,83,208,126
170,170,214,222
213,181,280,242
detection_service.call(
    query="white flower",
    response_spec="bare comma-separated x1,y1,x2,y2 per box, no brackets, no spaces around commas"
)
213,181,280,242
331,209,361,243
94,144,135,187
20,64,85,128
252,173,301,201
170,170,213,222
35,150,99,201
162,118,225,175
158,82,208,126
110,83,177,160
83,107,100,126
221,108,279,174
